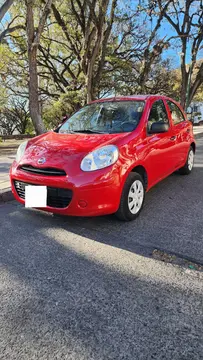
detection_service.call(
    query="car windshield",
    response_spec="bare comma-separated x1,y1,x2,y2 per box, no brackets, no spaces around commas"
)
59,101,145,134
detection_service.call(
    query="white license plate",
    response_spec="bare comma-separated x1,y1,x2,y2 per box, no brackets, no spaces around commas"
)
25,185,47,208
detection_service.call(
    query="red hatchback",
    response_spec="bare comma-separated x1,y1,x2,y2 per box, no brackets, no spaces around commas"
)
10,95,195,221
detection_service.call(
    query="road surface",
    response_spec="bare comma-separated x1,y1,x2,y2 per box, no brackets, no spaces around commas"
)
1,138,203,359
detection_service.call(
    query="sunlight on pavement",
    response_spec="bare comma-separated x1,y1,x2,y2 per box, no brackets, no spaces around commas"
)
39,227,203,293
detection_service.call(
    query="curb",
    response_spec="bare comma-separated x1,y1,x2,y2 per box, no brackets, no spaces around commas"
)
194,132,203,140
0,188,14,204
0,131,203,205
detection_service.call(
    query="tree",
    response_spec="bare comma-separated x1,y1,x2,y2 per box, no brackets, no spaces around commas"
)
51,0,117,103
157,0,203,108
9,99,31,134
0,0,14,22
0,110,16,134
37,0,169,103
26,0,53,134
0,99,32,135
2,0,202,132
0,0,25,43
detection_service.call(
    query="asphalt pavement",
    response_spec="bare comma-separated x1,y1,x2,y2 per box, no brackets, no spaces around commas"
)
0,153,15,190
1,138,203,359
0,139,23,190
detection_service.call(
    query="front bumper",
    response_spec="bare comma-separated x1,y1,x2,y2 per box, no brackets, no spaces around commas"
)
10,162,122,216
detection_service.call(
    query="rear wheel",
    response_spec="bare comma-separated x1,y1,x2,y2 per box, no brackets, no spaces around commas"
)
115,172,145,221
179,146,194,175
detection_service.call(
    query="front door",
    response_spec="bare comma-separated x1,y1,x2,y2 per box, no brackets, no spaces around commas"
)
144,99,177,187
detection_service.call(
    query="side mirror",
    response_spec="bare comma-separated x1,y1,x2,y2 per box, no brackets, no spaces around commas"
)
149,122,169,134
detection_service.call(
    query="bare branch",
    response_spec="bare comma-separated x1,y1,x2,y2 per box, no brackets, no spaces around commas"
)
0,0,14,22
0,25,25,42
33,0,53,48
51,3,81,62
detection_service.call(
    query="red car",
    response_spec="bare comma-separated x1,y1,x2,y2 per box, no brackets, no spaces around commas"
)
10,95,195,221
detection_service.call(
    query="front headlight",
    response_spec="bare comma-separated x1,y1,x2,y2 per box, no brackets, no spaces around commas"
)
81,145,119,172
16,141,28,162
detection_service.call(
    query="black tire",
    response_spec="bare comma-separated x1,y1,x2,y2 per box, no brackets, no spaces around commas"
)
115,172,145,221
179,146,194,175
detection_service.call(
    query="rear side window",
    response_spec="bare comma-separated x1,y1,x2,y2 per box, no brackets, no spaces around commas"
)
147,100,169,133
167,101,185,125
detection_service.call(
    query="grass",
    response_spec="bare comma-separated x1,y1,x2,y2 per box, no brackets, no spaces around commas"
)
0,139,24,156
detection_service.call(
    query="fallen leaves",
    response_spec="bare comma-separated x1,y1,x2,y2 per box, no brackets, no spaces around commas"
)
152,249,203,272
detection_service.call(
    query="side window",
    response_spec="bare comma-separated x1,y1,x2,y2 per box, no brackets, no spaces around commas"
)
167,100,185,125
147,100,169,133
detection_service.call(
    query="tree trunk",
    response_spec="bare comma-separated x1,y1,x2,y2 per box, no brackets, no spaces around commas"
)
180,71,188,109
28,46,45,134
188,63,203,105
26,0,51,135
86,28,103,103
179,41,188,109
180,65,188,109
86,70,93,103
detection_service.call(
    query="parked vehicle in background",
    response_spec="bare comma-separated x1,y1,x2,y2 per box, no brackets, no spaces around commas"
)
10,95,196,221
190,102,203,125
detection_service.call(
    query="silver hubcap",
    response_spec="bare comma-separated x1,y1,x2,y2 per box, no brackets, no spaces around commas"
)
128,180,144,214
188,150,194,171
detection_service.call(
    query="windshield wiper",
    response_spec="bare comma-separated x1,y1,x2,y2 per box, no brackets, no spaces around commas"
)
71,129,108,134
59,130,77,134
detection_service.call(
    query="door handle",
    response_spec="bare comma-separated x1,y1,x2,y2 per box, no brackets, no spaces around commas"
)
170,136,176,141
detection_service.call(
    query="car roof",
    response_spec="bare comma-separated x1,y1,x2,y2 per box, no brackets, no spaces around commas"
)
90,95,169,103
90,95,185,113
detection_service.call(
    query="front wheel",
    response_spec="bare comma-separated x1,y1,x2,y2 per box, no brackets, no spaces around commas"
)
179,146,195,175
115,172,145,221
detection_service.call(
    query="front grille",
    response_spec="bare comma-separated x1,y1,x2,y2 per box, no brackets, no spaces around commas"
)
14,181,72,209
20,165,66,176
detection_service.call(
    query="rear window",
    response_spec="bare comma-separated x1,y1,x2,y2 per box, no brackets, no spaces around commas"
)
167,101,185,125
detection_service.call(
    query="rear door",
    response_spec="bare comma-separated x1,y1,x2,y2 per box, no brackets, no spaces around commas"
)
144,99,177,187
165,100,190,168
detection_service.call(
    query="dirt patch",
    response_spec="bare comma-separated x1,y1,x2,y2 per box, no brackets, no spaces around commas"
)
152,249,203,272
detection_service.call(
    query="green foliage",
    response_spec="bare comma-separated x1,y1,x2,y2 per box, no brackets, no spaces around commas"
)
24,120,35,135
43,91,85,129
0,0,202,131
193,84,203,102
0,99,33,135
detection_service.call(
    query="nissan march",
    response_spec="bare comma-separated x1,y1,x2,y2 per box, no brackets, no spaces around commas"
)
10,95,195,221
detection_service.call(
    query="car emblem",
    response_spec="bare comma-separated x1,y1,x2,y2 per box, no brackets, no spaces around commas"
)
38,157,46,165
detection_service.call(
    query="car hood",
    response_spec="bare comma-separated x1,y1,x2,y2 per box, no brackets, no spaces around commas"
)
20,131,127,174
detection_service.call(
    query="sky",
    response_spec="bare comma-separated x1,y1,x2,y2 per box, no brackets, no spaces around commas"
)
120,0,203,68
160,21,184,67
159,19,203,67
